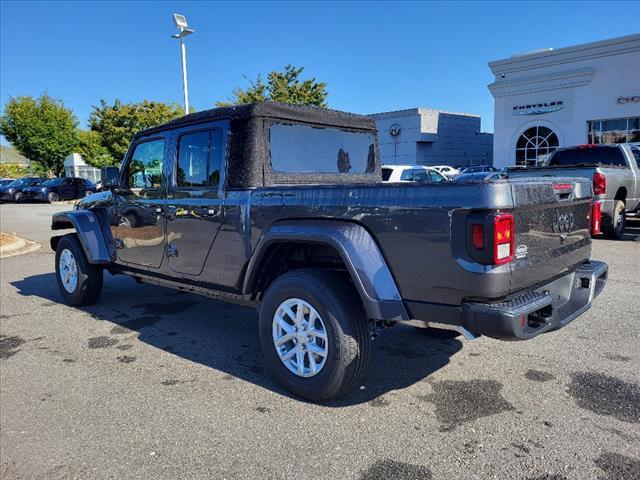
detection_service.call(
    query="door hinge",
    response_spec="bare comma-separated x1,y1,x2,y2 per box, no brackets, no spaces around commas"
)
166,244,179,257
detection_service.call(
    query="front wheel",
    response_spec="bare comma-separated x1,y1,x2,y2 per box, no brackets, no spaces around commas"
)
13,192,23,203
605,200,626,240
47,192,59,203
55,234,103,306
259,269,370,402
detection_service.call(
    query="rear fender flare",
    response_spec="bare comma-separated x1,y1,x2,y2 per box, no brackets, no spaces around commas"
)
50,210,113,264
244,220,409,321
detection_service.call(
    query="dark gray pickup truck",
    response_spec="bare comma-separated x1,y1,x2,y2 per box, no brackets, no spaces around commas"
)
50,102,608,401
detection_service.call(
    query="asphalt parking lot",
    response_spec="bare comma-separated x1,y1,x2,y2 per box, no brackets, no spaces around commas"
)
1,202,639,480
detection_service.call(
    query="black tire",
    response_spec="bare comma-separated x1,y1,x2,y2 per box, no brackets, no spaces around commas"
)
13,192,23,203
259,269,370,402
48,192,59,203
55,234,103,306
604,200,626,240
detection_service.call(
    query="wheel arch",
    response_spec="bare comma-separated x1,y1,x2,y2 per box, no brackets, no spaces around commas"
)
244,220,409,321
51,210,113,264
614,187,627,202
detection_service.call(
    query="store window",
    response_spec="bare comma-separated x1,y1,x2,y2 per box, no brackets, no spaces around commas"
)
588,117,640,144
515,126,559,166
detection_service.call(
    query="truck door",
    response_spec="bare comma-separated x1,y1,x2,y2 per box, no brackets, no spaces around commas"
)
114,136,167,268
164,123,226,276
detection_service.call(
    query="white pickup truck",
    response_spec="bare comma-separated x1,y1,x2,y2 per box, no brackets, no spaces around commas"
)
508,144,640,239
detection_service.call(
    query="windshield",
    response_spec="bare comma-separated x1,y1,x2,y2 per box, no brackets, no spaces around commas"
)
7,178,40,187
42,178,64,186
381,168,393,181
548,146,626,166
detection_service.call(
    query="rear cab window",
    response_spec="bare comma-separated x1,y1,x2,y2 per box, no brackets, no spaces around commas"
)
548,146,627,167
175,129,224,193
268,123,377,183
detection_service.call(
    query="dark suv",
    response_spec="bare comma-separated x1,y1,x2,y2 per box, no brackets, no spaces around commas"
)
49,102,607,401
22,177,96,202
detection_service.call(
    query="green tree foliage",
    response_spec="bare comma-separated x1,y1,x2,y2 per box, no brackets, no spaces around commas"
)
77,130,113,169
217,65,328,107
0,94,78,176
88,99,184,164
0,163,29,178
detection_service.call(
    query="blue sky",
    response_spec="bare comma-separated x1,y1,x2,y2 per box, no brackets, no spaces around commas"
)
1,0,639,144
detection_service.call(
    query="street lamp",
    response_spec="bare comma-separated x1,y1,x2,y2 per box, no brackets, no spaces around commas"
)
171,13,194,114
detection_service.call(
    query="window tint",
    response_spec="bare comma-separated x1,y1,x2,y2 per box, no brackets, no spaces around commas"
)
381,168,393,181
630,146,640,168
128,139,165,189
548,146,627,166
428,170,446,182
400,169,414,181
270,124,375,174
412,169,428,181
176,129,223,189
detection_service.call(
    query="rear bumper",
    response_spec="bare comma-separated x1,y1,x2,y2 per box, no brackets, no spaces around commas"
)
405,260,608,340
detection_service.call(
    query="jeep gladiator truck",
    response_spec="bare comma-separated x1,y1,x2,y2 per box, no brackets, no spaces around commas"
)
508,144,640,239
50,102,608,401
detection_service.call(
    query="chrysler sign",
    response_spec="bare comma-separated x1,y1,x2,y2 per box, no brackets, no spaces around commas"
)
513,101,563,115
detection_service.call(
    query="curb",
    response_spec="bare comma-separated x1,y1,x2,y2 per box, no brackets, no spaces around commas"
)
0,233,42,258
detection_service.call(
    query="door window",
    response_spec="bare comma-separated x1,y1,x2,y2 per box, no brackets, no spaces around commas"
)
175,129,223,191
126,139,165,190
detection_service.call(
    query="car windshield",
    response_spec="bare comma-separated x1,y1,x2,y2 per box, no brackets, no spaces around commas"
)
8,178,40,187
42,178,64,186
548,146,626,166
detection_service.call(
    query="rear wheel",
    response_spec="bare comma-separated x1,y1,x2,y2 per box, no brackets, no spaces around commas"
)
605,200,626,240
48,192,59,203
55,234,103,306
259,269,370,402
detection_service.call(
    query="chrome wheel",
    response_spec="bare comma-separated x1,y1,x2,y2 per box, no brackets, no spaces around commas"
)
272,298,328,378
59,248,78,293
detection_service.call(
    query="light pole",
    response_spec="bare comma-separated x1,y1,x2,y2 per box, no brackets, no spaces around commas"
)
171,13,194,114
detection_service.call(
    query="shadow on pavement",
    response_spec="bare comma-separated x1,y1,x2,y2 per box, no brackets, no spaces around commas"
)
11,271,462,406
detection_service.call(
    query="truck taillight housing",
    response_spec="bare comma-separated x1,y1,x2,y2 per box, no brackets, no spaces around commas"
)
593,172,606,196
591,202,602,235
493,214,514,265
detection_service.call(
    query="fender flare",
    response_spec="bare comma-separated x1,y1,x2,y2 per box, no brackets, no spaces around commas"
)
50,210,113,264
243,220,409,321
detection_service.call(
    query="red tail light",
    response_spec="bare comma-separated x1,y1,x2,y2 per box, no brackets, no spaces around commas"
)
591,202,602,235
593,172,606,195
472,224,484,249
493,214,514,265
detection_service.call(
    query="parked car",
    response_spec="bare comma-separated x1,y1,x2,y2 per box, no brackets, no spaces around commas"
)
381,164,448,182
455,172,509,182
431,165,460,178
50,102,607,402
507,143,640,239
0,177,46,202
0,178,14,187
459,165,498,175
21,177,97,203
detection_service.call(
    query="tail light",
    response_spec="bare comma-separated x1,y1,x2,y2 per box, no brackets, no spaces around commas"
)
493,214,514,265
593,172,606,195
591,202,602,235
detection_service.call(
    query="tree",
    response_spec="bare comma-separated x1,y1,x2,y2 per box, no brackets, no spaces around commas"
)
0,94,78,176
217,65,328,107
77,130,113,168
88,99,184,164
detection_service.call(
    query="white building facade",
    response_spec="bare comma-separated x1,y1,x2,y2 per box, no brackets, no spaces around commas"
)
64,153,101,182
372,108,493,167
488,33,640,169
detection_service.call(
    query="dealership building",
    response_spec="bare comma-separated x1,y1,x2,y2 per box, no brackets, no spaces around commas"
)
488,33,640,168
372,108,493,167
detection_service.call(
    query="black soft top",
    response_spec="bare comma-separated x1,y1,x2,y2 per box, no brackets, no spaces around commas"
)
137,101,376,138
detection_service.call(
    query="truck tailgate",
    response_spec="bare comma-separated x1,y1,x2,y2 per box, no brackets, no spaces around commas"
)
509,178,592,294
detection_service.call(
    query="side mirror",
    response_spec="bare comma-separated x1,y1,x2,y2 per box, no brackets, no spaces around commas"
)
101,167,121,190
